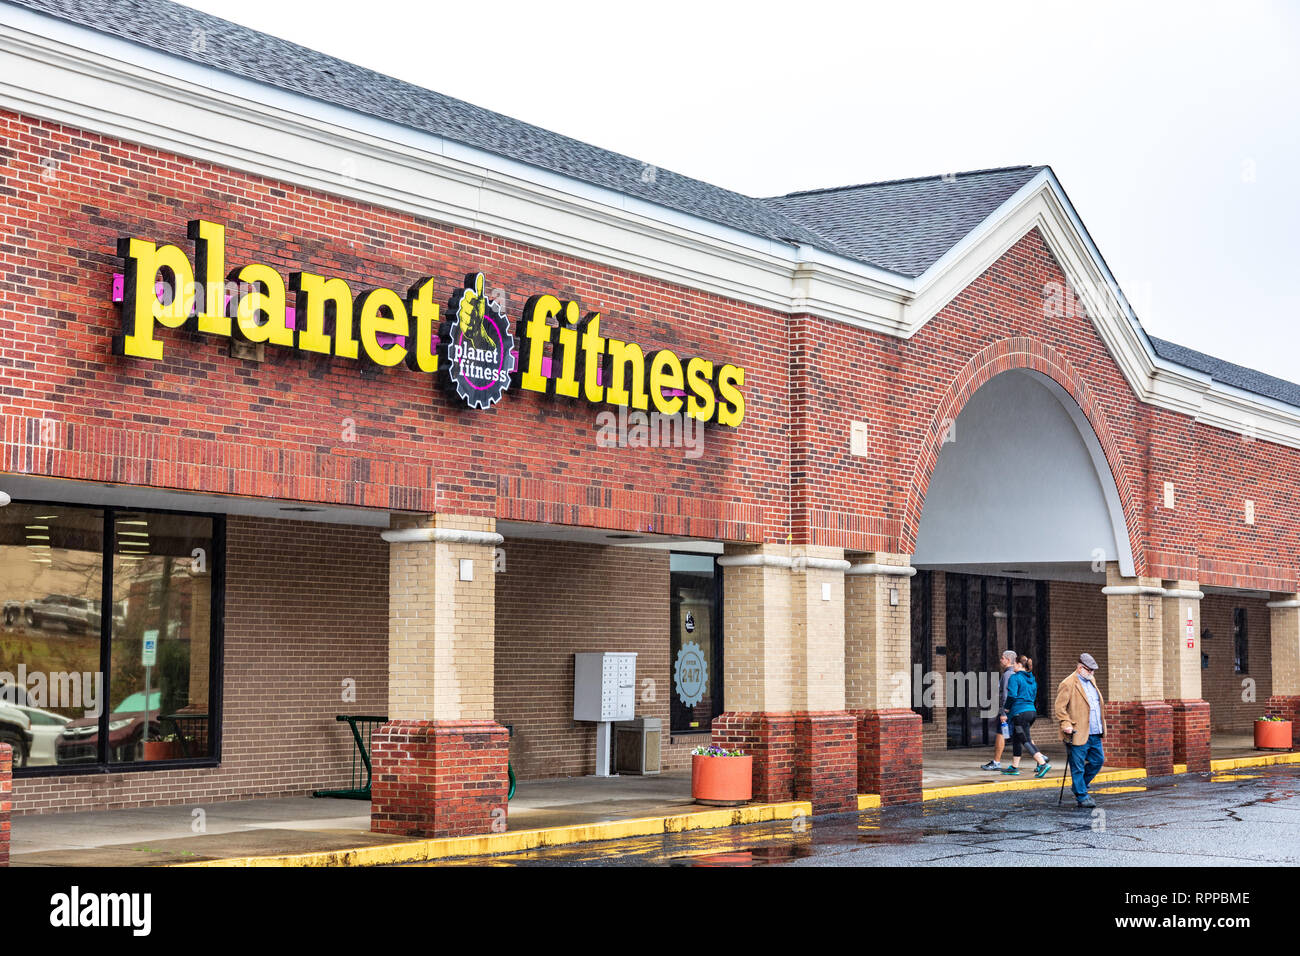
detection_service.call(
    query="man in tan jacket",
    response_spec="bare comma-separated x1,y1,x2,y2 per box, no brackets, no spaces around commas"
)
1055,653,1106,808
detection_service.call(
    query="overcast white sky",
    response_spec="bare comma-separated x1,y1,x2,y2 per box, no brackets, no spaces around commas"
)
180,0,1300,383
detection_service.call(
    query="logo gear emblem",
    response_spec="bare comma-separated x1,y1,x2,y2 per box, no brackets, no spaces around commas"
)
674,641,708,708
442,272,515,409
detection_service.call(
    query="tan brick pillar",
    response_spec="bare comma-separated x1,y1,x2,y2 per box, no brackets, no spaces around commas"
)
1101,565,1172,773
1162,582,1209,770
846,554,922,805
712,544,856,813
1264,594,1300,739
370,514,507,838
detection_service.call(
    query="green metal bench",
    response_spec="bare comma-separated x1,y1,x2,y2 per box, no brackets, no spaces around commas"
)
160,713,209,757
313,715,388,800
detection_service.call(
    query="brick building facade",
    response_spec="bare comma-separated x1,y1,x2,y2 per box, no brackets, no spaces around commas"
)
0,0,1297,850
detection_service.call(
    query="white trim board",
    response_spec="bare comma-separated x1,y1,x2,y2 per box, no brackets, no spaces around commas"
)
1,7,1298,447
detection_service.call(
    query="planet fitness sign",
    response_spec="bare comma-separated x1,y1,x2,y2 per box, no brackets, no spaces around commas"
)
113,220,747,425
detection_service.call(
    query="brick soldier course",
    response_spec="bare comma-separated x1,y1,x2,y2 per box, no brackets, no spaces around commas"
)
0,0,1298,846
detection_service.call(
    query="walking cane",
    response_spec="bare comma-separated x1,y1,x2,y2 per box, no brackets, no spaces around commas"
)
1057,735,1069,806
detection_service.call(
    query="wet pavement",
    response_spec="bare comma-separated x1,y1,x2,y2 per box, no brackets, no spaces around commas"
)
414,764,1300,867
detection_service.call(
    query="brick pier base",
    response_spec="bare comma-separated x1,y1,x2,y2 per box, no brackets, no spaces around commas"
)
0,743,9,868
713,713,795,803
854,708,923,805
713,712,858,812
1104,701,1173,775
793,712,858,813
370,719,508,838
1167,698,1211,771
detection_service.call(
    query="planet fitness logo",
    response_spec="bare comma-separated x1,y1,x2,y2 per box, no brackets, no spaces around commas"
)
442,272,515,409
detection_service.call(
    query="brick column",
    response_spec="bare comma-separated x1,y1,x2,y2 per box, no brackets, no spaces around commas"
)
0,742,10,868
1103,566,1173,774
713,544,856,813
790,548,856,813
1265,594,1300,743
370,514,508,838
1162,582,1209,771
845,554,922,805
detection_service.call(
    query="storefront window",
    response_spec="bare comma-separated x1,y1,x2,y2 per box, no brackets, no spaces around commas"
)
0,502,219,772
669,553,721,735
108,512,215,763
0,504,103,768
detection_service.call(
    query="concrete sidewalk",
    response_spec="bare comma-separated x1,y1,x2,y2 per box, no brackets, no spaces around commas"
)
10,796,407,866
8,771,732,866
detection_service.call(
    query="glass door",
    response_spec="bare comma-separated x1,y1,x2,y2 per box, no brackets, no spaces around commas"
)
669,553,722,734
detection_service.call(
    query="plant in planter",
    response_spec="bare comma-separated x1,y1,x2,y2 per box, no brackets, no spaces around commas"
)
142,733,183,761
1254,714,1293,751
690,744,753,806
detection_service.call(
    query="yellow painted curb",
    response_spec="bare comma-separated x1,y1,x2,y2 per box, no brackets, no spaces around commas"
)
1209,751,1300,771
172,800,813,867
857,794,881,810
919,767,1145,801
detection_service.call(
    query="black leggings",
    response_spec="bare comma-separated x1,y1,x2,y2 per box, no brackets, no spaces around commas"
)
1010,712,1040,758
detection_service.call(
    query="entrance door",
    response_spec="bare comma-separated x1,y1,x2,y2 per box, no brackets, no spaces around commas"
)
944,573,1049,748
669,553,722,735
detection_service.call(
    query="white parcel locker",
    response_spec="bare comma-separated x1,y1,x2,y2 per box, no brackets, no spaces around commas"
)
573,652,637,775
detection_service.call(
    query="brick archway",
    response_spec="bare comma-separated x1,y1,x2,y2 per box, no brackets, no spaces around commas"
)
899,336,1142,570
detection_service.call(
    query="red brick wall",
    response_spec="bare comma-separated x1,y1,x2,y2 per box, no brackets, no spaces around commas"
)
1200,594,1272,732
0,109,787,544
3,109,1300,591
494,538,701,778
11,515,388,815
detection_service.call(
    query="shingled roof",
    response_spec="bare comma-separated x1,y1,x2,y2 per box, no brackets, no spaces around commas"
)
765,166,1045,277
9,0,1300,410
5,0,835,252
0,2,1056,281
1149,336,1300,409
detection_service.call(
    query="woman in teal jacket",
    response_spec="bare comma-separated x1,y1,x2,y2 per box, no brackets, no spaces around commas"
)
1003,656,1052,778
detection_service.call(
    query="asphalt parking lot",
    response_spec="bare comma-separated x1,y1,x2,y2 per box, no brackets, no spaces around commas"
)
418,764,1300,867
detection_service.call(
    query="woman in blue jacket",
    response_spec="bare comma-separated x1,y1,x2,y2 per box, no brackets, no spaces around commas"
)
1003,656,1052,778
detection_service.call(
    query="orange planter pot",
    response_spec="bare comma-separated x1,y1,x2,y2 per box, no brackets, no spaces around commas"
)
1254,721,1293,751
142,740,181,761
691,754,753,806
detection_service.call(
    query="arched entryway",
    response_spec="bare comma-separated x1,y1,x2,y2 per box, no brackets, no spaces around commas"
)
909,367,1136,760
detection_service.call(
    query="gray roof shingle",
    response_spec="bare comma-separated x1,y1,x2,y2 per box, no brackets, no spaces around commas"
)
765,166,1045,277
4,0,836,252
1148,336,1300,409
